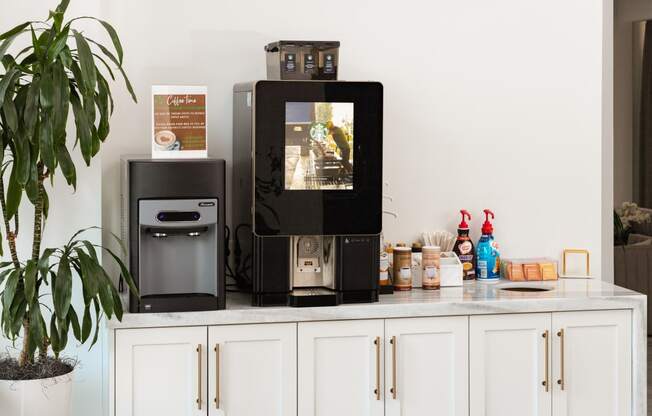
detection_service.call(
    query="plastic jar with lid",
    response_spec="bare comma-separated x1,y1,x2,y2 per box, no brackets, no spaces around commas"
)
393,247,413,291
422,245,441,289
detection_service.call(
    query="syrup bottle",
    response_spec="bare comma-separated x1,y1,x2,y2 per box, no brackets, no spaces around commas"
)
476,209,500,281
453,210,476,280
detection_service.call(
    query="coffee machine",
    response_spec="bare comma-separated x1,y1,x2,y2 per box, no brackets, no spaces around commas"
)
121,157,226,312
232,81,383,306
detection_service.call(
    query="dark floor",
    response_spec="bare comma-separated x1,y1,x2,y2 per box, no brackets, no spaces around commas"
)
649,338,651,415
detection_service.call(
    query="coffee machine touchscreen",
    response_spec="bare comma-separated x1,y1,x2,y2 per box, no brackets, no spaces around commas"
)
284,102,354,190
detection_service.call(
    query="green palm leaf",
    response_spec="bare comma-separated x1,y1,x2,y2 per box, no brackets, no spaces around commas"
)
0,1,138,367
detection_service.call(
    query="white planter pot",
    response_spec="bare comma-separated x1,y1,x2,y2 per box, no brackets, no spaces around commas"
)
0,370,73,416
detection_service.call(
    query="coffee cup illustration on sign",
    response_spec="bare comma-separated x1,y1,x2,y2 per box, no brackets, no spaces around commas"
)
154,130,179,151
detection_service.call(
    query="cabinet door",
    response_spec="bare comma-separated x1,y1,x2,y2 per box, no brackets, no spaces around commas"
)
385,316,468,416
208,323,296,416
552,310,631,416
298,319,384,416
115,326,207,416
470,313,551,416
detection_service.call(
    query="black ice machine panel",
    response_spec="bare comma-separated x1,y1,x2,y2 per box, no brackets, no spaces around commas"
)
121,157,226,313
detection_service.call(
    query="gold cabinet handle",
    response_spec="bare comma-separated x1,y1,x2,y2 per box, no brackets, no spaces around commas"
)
374,336,381,400
542,331,549,392
557,329,565,390
196,344,202,409
214,344,220,409
390,336,397,399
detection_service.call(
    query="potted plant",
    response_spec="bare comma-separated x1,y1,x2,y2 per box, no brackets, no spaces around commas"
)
614,202,652,246
0,1,138,414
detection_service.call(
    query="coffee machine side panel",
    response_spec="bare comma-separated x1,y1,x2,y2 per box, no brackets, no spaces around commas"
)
253,235,291,306
337,235,380,303
232,86,254,238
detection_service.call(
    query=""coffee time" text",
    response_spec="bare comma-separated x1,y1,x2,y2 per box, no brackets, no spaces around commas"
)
166,94,199,106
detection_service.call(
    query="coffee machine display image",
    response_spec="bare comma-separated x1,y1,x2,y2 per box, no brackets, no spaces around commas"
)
121,157,226,313
233,81,383,307
285,101,354,190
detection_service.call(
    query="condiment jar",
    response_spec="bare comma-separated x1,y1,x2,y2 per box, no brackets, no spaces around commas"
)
393,247,413,291
422,245,441,290
411,243,423,288
385,244,394,280
379,251,391,286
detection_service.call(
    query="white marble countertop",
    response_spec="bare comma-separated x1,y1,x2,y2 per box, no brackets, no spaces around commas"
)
108,279,646,329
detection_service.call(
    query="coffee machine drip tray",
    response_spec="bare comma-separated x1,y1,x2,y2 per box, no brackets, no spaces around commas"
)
289,288,339,307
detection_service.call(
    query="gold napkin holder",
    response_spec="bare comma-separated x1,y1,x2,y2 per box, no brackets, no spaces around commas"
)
559,248,591,279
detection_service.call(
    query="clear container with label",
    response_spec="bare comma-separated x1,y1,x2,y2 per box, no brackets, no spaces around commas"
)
411,243,423,288
379,252,390,285
422,246,441,289
393,247,413,291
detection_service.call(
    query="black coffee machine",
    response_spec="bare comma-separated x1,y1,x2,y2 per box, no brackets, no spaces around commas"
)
232,80,383,307
121,157,226,312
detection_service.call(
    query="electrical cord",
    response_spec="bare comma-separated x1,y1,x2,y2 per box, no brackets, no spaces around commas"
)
224,225,237,280
225,224,253,292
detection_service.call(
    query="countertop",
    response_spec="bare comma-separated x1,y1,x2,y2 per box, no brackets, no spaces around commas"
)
107,279,646,329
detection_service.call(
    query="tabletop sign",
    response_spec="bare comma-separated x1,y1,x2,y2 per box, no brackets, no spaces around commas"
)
151,85,208,158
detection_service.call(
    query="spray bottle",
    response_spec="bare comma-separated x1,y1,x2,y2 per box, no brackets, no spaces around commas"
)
453,210,476,280
476,209,500,281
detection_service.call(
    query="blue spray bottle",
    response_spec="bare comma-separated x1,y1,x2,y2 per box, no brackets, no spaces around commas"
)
476,209,500,281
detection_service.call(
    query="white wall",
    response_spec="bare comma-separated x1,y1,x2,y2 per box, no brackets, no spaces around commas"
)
101,0,609,278
0,2,105,416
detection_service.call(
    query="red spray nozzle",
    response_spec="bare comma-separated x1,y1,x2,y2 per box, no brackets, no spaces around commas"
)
459,210,471,229
482,209,495,235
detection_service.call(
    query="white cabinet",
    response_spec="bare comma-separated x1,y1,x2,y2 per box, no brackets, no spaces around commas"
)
298,319,385,416
471,310,633,416
112,309,635,416
385,316,468,416
115,326,207,416
208,323,296,416
552,310,631,416
470,313,552,416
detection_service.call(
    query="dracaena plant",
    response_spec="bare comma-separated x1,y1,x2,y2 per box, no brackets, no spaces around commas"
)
0,0,138,371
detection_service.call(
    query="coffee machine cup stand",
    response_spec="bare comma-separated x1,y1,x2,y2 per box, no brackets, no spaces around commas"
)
232,80,383,307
